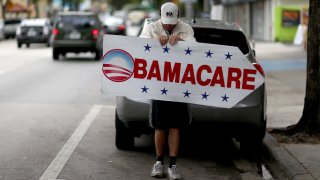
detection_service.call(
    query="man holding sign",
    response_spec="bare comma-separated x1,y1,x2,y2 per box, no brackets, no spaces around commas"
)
140,2,196,179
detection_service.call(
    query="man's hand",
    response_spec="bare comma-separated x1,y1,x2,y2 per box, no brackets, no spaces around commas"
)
159,35,168,46
169,34,181,45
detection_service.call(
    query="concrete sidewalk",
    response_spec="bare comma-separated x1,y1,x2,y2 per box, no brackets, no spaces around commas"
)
264,133,320,180
254,42,320,180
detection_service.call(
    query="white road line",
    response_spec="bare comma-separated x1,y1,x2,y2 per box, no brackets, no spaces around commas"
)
39,105,102,180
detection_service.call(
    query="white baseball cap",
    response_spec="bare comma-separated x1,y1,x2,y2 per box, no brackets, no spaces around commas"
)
160,2,179,25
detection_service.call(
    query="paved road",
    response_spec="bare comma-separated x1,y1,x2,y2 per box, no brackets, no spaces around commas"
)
0,40,292,180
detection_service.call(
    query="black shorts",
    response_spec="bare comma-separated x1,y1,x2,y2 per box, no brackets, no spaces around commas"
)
149,100,190,129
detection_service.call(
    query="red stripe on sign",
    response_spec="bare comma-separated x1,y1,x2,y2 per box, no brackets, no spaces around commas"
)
103,64,132,73
109,76,129,81
103,70,131,76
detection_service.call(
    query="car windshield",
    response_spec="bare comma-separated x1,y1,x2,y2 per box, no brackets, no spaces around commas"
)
58,15,97,28
5,19,21,25
193,27,249,54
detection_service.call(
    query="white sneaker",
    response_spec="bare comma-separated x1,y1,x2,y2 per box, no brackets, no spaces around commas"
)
167,165,181,180
151,161,165,178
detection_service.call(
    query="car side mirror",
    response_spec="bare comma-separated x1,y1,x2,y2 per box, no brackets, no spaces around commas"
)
252,49,256,57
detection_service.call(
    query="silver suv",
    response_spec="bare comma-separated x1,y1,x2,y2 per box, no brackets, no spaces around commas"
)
115,18,267,151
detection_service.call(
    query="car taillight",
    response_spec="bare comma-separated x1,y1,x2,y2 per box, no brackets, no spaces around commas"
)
52,28,59,40
91,29,99,39
253,62,265,77
118,25,125,31
53,28,59,35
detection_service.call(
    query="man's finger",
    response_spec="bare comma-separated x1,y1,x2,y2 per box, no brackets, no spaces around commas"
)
159,35,168,46
169,35,178,45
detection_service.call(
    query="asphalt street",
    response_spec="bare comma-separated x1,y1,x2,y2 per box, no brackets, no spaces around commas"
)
0,39,306,180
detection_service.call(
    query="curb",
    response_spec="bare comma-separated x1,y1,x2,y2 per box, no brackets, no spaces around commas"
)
263,133,315,180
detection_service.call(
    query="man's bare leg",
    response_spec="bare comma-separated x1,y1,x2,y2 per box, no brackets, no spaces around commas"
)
168,128,180,157
155,129,166,157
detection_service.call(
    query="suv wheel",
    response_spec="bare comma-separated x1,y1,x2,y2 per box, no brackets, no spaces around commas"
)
115,109,134,150
17,42,22,48
53,48,59,60
94,49,101,60
240,118,266,155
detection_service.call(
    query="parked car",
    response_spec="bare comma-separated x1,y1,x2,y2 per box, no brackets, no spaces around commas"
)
3,19,21,39
52,11,103,60
16,18,52,48
0,19,4,40
102,16,126,35
115,18,267,151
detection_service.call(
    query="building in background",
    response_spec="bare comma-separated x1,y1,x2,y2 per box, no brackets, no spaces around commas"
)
211,0,309,43
0,0,50,19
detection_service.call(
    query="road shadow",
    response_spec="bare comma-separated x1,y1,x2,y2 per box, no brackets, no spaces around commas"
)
18,44,50,49
56,53,100,62
130,129,239,161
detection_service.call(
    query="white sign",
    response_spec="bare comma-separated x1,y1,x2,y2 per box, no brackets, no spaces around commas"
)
101,35,264,108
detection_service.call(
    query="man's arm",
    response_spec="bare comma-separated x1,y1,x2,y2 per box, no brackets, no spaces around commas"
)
168,24,196,45
182,25,196,42
139,24,153,38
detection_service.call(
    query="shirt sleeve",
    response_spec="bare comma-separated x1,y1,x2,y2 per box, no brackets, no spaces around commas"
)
139,23,153,38
183,24,196,42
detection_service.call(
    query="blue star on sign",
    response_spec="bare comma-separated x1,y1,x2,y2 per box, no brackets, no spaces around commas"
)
161,87,168,95
205,50,213,58
141,85,149,93
163,46,170,53
221,94,229,102
144,44,151,52
185,47,192,55
201,92,209,100
225,52,233,60
183,90,191,98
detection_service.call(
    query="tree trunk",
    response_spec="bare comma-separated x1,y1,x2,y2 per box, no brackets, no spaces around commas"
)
35,2,39,18
0,0,5,20
293,0,320,134
27,0,31,18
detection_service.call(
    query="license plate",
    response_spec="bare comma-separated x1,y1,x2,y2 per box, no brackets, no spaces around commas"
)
109,26,117,31
69,32,81,39
27,29,37,36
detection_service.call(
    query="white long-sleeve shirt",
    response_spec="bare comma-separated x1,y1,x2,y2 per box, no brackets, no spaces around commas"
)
139,19,196,42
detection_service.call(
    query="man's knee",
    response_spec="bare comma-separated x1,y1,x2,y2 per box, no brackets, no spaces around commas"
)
169,128,180,134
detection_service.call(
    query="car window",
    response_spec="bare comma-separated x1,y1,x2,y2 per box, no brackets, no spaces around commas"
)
193,27,249,54
57,15,98,28
5,19,21,25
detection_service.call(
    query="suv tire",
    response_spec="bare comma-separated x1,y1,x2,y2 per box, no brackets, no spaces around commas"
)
94,49,101,60
240,117,266,155
53,48,59,60
115,109,134,150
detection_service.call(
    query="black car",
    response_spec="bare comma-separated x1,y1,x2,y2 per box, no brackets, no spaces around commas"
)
16,18,52,48
52,11,103,60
